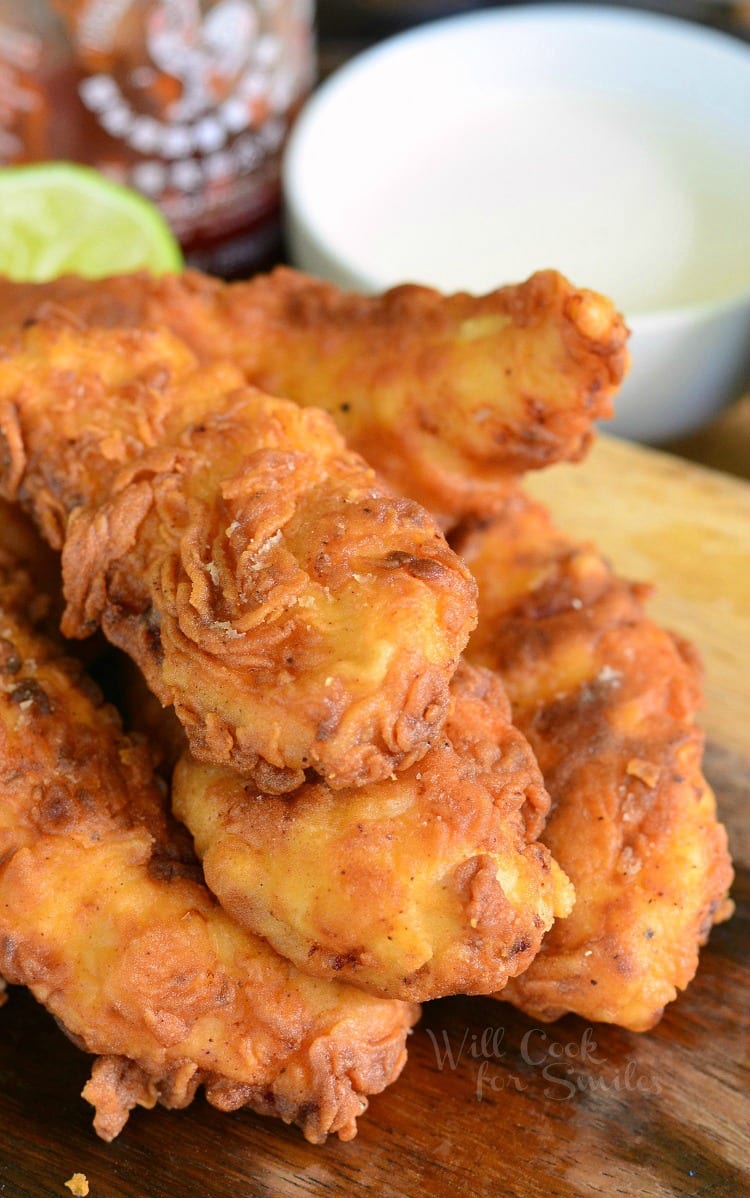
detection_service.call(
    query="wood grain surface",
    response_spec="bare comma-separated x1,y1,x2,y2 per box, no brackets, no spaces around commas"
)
1,437,748,1198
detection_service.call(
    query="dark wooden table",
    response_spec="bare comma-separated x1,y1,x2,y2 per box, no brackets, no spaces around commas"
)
316,0,750,76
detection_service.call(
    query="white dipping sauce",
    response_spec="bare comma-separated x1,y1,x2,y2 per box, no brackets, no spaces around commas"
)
344,90,750,314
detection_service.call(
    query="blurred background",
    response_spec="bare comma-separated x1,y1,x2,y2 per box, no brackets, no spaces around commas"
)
317,0,750,74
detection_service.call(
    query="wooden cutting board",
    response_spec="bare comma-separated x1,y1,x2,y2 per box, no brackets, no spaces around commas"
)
1,436,748,1198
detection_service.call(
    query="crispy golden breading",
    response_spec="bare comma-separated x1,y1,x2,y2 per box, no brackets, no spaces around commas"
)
173,661,574,1002
455,493,734,1031
0,554,418,1143
0,268,629,522
0,320,476,790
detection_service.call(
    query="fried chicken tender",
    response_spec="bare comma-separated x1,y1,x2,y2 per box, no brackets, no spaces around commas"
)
0,267,629,522
0,553,418,1143
0,320,476,790
173,661,574,1002
455,493,734,1031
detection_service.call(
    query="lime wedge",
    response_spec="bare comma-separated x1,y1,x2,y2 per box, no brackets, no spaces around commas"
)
0,162,183,281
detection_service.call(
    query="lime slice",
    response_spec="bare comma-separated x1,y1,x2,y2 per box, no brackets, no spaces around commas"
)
0,162,183,281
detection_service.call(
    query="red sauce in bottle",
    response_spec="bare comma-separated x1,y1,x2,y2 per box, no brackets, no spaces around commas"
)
0,1,315,277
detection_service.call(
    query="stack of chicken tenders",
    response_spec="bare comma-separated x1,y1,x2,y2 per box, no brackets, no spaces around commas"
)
0,267,733,1143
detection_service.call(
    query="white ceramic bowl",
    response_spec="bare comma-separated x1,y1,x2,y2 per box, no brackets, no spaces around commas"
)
284,5,750,442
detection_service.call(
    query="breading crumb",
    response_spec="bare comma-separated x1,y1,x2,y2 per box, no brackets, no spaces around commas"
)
65,1174,89,1197
626,757,661,788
